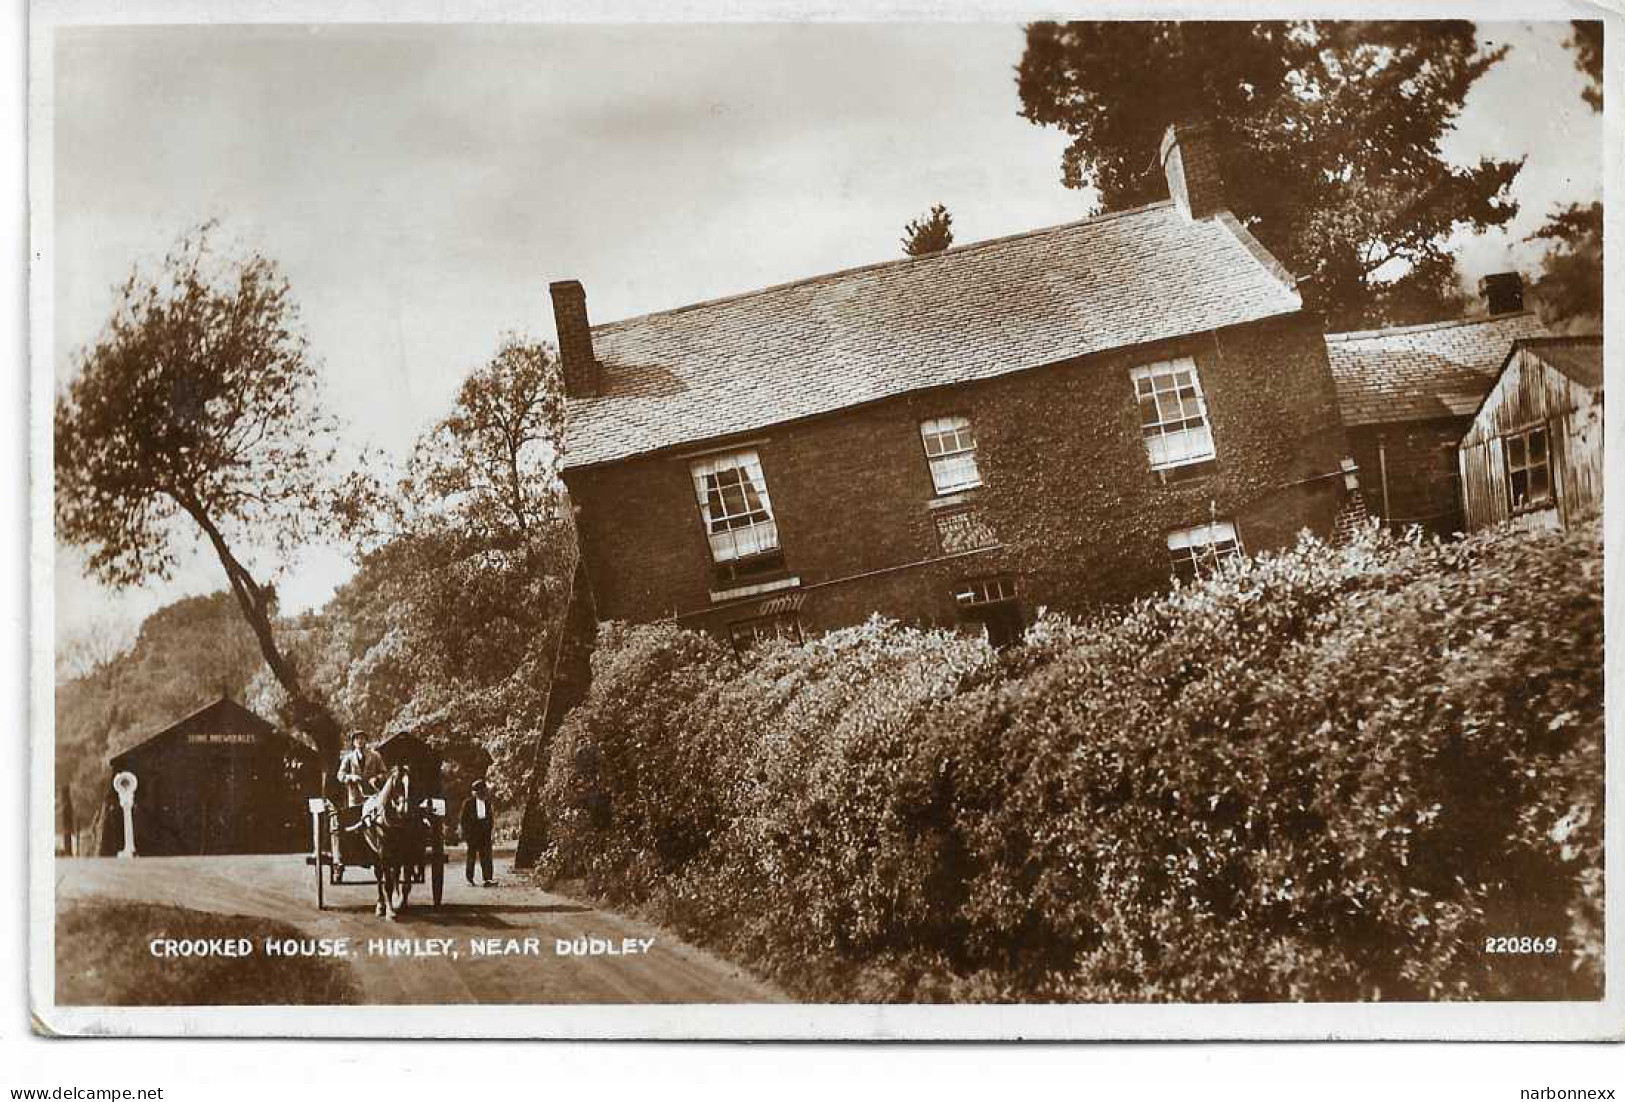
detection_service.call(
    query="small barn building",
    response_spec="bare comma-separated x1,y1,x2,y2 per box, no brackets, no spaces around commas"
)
101,695,319,856
1326,279,1548,537
1459,336,1603,534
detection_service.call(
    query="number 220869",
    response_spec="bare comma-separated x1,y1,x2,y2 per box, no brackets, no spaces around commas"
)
1484,936,1558,953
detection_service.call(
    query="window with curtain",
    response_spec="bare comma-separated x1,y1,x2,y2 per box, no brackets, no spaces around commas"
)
1132,358,1215,471
691,449,780,564
919,414,983,494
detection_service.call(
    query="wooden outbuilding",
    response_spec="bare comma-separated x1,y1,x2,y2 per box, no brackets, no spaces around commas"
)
101,695,320,856
1458,336,1603,534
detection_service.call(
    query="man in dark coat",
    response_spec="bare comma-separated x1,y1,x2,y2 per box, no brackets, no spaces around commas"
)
459,779,496,887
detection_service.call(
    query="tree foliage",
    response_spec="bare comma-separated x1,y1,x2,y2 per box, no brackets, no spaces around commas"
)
1015,21,1521,328
1567,20,1602,111
1529,201,1602,330
257,335,575,803
56,592,266,845
1524,24,1604,332
55,223,346,764
901,203,955,257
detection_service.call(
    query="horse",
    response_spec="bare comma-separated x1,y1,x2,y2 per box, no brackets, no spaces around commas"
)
357,765,427,920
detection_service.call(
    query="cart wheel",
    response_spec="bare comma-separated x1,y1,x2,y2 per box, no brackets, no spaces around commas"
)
431,823,445,906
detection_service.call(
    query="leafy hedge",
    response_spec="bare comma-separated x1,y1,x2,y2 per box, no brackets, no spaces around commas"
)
535,520,1603,1002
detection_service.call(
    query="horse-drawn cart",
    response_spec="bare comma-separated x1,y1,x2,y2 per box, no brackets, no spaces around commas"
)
305,734,449,914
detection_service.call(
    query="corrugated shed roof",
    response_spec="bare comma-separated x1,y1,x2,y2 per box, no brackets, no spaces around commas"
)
1325,312,1550,427
562,202,1302,469
1520,335,1604,391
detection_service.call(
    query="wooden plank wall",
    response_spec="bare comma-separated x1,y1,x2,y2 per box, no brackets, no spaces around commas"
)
1459,346,1602,533
1460,434,1507,532
1554,402,1603,527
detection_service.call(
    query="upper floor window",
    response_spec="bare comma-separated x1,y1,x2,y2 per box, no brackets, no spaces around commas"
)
691,449,779,564
920,415,982,495
1167,519,1242,583
1132,358,1214,471
1505,425,1552,512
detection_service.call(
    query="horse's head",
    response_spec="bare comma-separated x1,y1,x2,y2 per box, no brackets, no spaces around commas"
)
366,765,410,824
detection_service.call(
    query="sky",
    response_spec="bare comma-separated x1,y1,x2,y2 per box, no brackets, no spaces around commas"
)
48,19,1604,652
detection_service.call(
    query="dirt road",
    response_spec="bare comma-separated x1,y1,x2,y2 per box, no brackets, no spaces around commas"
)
55,851,782,1004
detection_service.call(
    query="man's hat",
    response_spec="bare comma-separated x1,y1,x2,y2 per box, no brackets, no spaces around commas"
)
472,778,488,791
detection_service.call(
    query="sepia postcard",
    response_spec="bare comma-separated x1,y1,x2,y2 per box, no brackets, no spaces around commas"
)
28,0,1625,1039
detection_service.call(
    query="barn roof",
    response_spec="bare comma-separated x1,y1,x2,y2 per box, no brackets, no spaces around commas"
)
1517,335,1604,391
108,695,307,767
562,201,1303,470
1325,312,1550,427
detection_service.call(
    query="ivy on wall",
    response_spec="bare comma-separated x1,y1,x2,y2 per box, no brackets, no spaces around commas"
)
967,316,1346,614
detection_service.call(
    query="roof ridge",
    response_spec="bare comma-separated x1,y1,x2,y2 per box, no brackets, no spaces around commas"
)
1513,333,1603,346
587,201,1179,333
1213,210,1300,300
1326,311,1543,343
108,694,266,761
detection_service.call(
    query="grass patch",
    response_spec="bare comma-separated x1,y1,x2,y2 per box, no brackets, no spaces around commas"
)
56,900,361,1006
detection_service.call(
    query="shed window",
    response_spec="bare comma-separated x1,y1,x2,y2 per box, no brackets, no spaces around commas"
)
692,450,780,564
920,415,983,494
1132,358,1215,470
1167,520,1242,583
1505,425,1552,512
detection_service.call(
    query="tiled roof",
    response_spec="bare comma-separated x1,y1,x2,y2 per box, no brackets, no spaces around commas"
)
1325,312,1549,427
1518,335,1604,391
562,201,1302,469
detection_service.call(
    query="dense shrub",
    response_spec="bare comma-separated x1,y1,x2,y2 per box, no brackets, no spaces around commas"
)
536,520,1603,1002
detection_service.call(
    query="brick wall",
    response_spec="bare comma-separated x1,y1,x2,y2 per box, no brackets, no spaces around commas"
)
550,281,601,398
563,310,1349,641
1347,419,1470,537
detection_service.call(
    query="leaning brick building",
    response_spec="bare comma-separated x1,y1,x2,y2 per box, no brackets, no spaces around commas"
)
514,124,1362,866
548,124,1358,649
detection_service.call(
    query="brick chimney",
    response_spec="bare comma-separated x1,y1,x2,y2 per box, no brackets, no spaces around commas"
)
1160,121,1225,222
1478,272,1524,315
550,280,602,398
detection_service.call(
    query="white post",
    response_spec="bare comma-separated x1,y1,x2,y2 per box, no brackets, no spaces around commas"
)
113,772,139,859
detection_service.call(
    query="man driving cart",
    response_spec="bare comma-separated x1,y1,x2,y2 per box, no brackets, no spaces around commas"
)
332,730,387,862
337,730,387,806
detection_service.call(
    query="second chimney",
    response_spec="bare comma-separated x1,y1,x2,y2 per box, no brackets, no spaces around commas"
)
550,280,602,398
1478,272,1524,316
1160,121,1226,222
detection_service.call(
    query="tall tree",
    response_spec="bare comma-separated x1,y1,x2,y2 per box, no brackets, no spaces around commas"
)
325,335,574,799
55,223,348,768
1016,21,1521,328
902,203,955,256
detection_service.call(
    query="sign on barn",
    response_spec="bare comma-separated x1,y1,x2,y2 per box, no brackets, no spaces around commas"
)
101,695,320,856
